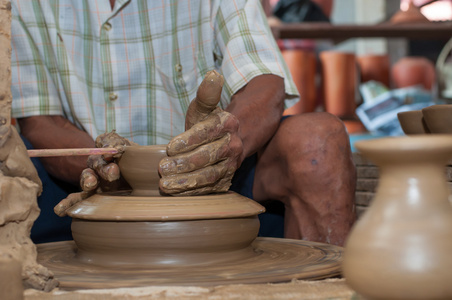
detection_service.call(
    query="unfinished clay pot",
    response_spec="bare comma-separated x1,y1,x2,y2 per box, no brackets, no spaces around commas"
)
422,104,452,134
397,110,430,135
118,144,167,196
66,191,265,267
66,143,266,267
343,136,452,300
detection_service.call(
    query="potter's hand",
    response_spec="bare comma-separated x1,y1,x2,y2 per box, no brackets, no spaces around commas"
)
159,70,243,195
80,130,137,192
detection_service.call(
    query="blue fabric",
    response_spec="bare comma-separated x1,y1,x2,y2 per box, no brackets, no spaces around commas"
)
21,136,73,243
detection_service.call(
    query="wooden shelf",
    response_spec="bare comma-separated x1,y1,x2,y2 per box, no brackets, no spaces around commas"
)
271,22,452,40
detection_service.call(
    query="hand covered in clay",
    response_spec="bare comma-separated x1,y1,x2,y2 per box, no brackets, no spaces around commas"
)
159,70,243,196
80,130,138,192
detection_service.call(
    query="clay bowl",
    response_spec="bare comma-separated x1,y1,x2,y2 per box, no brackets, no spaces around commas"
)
66,144,266,268
397,110,430,135
422,105,452,134
118,144,167,196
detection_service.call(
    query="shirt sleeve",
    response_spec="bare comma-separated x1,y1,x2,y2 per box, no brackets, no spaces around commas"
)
213,0,299,109
11,2,64,119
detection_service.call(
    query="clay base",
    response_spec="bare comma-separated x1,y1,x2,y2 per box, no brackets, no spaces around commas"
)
37,238,343,290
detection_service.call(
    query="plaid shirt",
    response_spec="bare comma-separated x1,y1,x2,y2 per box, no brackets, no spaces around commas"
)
11,0,298,145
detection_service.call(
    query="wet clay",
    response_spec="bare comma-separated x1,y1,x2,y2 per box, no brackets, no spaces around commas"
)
343,136,452,299
0,127,58,292
0,252,23,300
66,191,265,267
118,145,167,196
37,238,343,289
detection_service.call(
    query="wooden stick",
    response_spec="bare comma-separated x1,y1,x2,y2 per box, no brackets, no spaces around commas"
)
27,148,119,158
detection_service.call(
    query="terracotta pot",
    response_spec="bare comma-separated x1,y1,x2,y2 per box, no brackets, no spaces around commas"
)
343,136,452,300
282,50,317,114
391,56,436,90
320,51,358,118
357,54,390,87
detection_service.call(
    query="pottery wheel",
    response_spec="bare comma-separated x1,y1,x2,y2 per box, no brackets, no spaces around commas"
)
37,238,343,290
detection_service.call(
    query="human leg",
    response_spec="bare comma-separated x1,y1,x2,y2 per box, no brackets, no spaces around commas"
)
252,112,356,246
230,154,285,238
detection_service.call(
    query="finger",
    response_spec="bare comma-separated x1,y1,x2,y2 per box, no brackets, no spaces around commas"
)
169,176,234,196
87,155,121,182
185,70,224,130
54,191,94,217
160,134,231,176
80,168,99,191
159,159,236,194
167,109,239,156
95,130,137,158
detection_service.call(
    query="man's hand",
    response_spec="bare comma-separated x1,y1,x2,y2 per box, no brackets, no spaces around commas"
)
158,70,243,196
80,130,137,192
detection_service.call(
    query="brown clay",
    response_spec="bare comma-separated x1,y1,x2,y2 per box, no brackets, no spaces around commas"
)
282,50,317,114
0,253,23,300
37,238,343,289
0,126,58,292
320,51,357,118
397,110,430,135
343,136,452,300
421,104,452,134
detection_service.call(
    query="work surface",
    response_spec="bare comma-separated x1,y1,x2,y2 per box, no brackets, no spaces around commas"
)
24,278,355,300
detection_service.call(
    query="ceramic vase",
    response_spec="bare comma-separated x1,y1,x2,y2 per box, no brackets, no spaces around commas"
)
282,50,317,114
343,136,452,300
320,51,357,118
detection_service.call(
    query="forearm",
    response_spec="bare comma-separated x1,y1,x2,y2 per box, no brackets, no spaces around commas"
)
18,116,95,186
226,74,286,160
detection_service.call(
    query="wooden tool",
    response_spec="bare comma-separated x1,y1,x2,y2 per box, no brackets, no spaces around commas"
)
27,148,119,158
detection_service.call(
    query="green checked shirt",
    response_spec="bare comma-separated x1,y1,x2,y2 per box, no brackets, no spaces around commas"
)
11,0,298,146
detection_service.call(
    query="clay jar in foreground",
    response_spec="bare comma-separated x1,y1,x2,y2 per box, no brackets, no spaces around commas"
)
320,51,357,118
117,144,166,196
282,50,317,114
343,136,452,300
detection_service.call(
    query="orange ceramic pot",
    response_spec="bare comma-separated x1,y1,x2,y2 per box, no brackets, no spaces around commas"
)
357,54,390,87
282,50,317,114
320,51,357,118
391,56,436,90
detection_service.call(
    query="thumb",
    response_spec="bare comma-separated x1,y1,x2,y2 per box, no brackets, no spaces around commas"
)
185,70,224,130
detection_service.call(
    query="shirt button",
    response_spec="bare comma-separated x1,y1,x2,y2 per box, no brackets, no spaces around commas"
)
175,64,182,73
103,22,112,31
109,92,118,101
